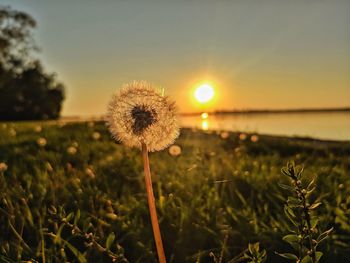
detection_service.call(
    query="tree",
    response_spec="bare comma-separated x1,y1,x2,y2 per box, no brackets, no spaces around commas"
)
0,6,65,120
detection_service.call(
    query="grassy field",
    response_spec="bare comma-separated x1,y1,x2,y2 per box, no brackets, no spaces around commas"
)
0,121,349,263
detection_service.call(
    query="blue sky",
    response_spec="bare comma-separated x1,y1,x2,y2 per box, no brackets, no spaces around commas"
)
1,0,350,116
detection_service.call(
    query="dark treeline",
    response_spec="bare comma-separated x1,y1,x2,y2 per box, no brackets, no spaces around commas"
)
0,6,65,120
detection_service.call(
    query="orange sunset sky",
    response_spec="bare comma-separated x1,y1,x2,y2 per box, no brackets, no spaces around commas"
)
2,0,350,116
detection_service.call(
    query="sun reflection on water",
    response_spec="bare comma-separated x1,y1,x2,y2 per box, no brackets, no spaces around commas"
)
201,112,208,119
201,119,209,130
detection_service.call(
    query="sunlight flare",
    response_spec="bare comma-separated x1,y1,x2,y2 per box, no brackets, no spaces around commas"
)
194,84,214,104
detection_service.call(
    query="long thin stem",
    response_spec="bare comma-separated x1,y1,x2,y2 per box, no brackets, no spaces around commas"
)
292,173,316,263
141,142,167,263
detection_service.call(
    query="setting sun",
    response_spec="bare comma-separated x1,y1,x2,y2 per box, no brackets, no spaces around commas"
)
194,84,215,104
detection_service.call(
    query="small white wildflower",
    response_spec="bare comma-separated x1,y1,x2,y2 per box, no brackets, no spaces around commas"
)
37,137,47,147
92,132,101,140
0,162,8,172
168,145,182,156
71,141,79,148
67,146,77,155
107,81,179,152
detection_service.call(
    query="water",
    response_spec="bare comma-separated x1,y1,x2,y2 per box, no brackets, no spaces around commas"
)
180,112,350,141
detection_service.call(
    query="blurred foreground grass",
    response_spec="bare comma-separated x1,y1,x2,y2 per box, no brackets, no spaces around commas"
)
0,121,349,262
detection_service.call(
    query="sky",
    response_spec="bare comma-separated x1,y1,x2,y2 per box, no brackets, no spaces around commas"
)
1,0,350,116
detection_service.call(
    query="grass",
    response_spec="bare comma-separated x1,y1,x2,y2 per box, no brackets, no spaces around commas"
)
0,121,349,262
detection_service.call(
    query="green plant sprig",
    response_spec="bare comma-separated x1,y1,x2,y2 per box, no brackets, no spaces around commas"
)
276,162,333,263
46,207,128,263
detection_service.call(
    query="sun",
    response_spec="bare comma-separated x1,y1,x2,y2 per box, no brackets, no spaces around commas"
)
194,84,215,103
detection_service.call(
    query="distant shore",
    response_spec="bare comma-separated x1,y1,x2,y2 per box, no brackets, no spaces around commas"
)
180,107,350,116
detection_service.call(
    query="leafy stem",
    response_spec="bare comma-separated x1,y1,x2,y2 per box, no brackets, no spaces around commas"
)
276,162,333,263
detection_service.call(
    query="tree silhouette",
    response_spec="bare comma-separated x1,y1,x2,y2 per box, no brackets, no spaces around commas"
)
0,6,65,120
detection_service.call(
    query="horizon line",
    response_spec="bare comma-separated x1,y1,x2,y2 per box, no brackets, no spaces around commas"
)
60,106,350,119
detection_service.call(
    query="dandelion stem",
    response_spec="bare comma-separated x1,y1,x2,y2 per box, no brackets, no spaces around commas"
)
141,142,167,263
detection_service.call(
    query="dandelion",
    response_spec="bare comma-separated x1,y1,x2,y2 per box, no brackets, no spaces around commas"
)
73,178,81,185
107,81,179,263
9,128,16,137
0,162,8,172
46,162,53,172
105,212,118,221
66,162,74,171
251,134,259,142
220,131,229,139
92,131,101,140
234,147,244,156
106,155,113,162
34,125,42,132
85,167,95,178
168,145,182,156
37,137,47,147
239,133,247,141
71,141,79,148
107,81,179,152
67,146,77,155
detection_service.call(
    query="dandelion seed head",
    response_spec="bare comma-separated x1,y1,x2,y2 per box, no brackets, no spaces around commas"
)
220,131,229,139
105,212,118,221
251,135,259,142
107,81,179,152
34,126,42,132
239,133,247,141
0,162,8,172
86,167,95,179
92,132,101,140
168,145,182,156
67,146,77,155
46,162,53,172
9,128,16,137
37,137,47,147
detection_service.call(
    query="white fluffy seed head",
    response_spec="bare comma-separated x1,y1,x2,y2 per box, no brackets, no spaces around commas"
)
106,81,179,152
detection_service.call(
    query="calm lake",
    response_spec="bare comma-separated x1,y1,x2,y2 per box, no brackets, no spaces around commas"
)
180,112,350,141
